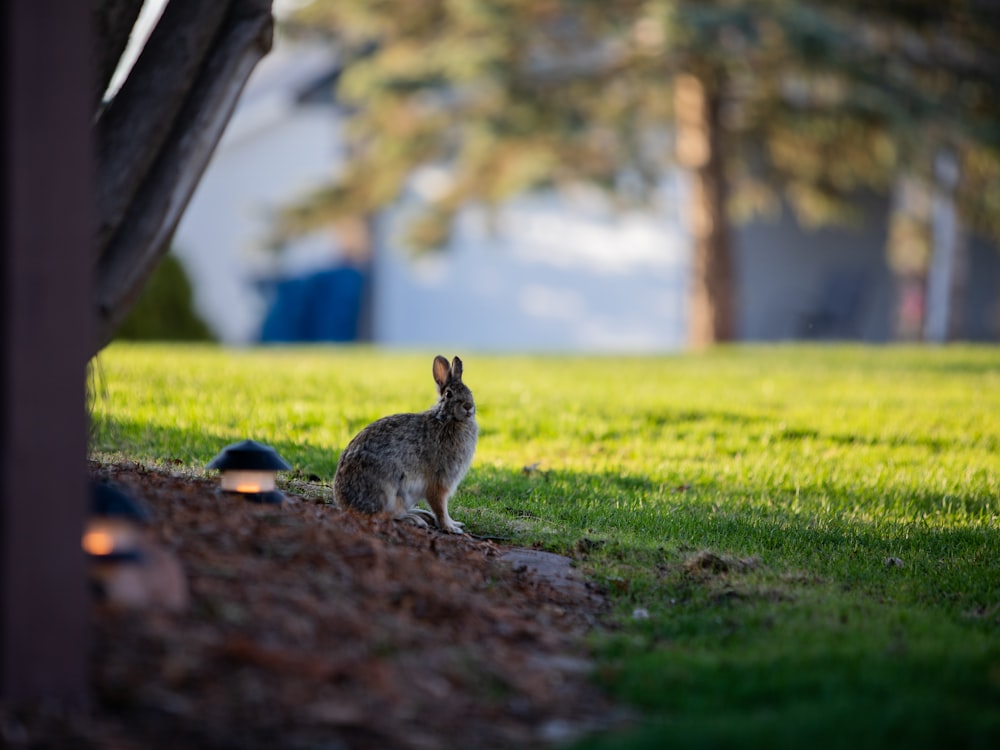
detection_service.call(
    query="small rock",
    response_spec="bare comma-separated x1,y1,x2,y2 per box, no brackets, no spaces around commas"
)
92,536,189,611
306,700,366,727
632,607,650,620
539,719,579,744
2,717,28,745
885,556,905,568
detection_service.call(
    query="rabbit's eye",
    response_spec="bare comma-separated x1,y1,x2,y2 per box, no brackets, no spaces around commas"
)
444,388,452,399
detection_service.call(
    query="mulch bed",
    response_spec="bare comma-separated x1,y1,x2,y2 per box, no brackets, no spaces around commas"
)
4,464,619,749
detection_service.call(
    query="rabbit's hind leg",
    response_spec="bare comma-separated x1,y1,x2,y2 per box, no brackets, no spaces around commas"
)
397,506,436,528
334,481,387,514
392,480,437,528
333,452,397,514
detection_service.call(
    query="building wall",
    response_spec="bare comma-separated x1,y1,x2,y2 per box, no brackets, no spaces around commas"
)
736,197,895,342
173,106,342,343
373,186,690,353
736,200,1000,343
964,237,1000,341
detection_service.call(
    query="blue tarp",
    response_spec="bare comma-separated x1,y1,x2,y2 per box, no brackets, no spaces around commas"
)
259,266,365,342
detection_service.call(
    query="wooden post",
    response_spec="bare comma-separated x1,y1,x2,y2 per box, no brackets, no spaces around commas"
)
0,0,92,706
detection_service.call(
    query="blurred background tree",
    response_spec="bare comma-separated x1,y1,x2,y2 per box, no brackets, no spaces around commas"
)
280,0,1000,346
116,253,214,342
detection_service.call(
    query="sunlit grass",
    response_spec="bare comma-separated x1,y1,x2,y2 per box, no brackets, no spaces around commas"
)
91,343,1000,747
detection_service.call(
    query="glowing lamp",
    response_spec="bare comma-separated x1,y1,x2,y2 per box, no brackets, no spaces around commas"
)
207,439,291,504
85,481,152,563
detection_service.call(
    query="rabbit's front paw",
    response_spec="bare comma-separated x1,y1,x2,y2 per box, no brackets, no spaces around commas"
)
441,518,465,534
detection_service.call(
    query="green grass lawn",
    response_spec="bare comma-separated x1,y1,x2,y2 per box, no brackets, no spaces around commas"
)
91,343,1000,748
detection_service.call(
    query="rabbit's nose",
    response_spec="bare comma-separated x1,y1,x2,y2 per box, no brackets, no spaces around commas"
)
463,401,474,412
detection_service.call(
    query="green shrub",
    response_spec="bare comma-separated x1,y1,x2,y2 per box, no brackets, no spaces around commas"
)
116,253,214,341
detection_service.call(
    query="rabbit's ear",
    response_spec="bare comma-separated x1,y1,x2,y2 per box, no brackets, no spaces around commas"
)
451,356,464,381
433,355,451,389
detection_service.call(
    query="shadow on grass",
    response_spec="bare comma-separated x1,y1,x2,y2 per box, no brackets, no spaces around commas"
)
642,408,770,428
90,415,343,480
576,647,1000,750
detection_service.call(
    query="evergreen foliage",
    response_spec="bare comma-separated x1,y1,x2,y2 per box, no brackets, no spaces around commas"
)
283,0,1000,243
116,253,214,342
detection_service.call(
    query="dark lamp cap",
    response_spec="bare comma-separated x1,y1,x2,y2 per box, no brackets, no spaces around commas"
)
207,439,292,472
90,480,153,523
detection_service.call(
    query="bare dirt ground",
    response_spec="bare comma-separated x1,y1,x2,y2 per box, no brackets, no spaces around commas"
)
3,464,619,749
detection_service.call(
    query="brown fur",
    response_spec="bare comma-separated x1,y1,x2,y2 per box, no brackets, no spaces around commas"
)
333,355,478,533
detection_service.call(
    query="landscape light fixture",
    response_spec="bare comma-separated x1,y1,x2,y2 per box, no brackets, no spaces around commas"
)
83,480,152,563
207,439,291,504
85,479,189,611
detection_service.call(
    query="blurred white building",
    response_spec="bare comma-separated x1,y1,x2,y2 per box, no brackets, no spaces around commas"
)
172,40,345,344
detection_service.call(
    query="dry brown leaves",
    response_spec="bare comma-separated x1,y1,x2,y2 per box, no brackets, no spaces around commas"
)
65,464,614,750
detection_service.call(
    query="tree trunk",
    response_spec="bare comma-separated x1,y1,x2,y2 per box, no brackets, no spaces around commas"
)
91,0,274,356
91,0,145,110
95,0,233,257
886,173,932,341
924,149,965,342
674,72,736,348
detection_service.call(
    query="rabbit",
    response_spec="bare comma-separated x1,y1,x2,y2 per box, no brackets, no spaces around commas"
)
333,355,477,534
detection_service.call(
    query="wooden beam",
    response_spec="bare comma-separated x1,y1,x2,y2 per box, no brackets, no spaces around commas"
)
0,0,92,706
93,0,274,353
